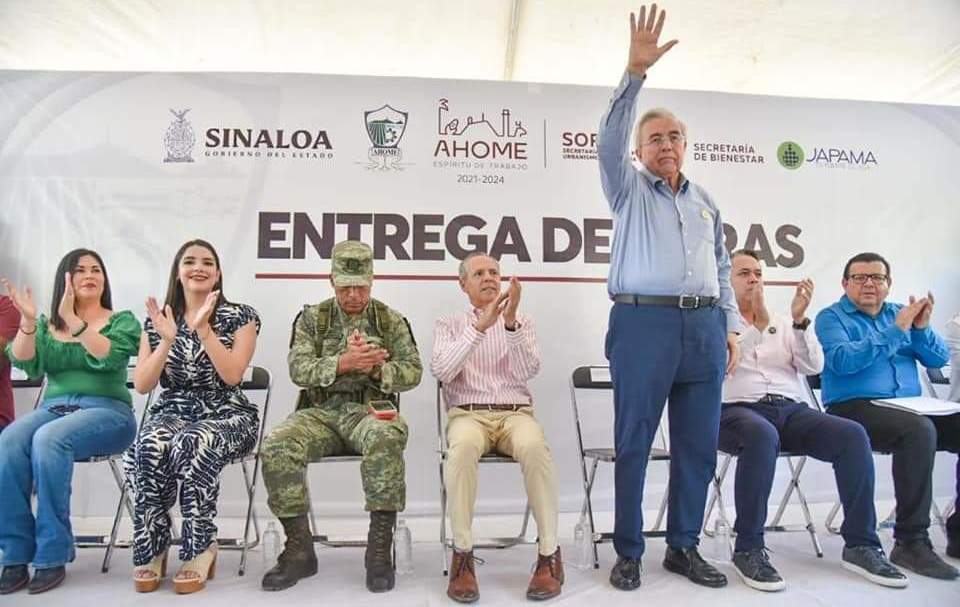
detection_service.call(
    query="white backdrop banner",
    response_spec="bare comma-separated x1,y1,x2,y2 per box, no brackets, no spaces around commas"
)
1,71,958,518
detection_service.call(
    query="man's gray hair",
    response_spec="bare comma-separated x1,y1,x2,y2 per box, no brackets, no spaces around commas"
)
634,107,687,149
458,251,498,281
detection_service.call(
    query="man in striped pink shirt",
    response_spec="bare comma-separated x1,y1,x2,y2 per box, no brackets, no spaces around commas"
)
431,253,561,603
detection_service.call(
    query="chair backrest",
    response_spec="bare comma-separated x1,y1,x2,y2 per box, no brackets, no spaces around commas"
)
569,365,669,455
927,366,949,385
923,366,951,400
239,366,273,451
802,373,824,412
436,381,448,453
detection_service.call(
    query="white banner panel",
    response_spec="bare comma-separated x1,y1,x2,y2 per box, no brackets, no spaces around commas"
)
2,71,958,517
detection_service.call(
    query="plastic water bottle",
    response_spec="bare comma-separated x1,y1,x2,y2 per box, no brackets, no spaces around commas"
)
262,521,282,569
394,519,414,575
572,514,593,570
712,518,732,561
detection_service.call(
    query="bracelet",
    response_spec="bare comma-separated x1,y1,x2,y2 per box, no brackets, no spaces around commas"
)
71,320,88,337
18,324,37,335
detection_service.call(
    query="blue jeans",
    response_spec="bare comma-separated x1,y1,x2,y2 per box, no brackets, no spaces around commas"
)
0,394,136,568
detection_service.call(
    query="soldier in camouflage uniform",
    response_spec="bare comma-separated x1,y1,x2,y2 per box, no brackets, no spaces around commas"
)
260,240,422,593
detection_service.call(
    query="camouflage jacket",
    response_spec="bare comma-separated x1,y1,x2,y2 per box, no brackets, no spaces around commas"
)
288,298,422,409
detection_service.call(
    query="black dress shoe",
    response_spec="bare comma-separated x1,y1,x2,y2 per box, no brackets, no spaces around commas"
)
27,566,65,594
609,555,641,590
663,546,727,588
0,565,30,594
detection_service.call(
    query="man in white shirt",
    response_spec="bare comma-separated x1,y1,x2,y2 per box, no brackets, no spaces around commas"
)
430,253,561,603
720,250,905,590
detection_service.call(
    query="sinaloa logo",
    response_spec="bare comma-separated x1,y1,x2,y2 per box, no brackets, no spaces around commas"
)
777,141,804,170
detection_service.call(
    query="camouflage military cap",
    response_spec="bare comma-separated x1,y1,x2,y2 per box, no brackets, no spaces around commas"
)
331,240,373,287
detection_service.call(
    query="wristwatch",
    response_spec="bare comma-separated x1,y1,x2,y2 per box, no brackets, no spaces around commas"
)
792,318,811,331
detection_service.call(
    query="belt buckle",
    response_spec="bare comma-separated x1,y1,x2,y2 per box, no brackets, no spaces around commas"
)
678,295,700,309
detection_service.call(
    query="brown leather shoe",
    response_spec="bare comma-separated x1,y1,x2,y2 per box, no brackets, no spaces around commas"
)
447,550,480,603
526,547,563,601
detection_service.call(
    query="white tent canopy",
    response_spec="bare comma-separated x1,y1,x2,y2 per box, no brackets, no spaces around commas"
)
1,0,958,105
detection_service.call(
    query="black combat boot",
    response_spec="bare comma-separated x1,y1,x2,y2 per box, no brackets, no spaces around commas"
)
365,511,396,593
261,515,318,591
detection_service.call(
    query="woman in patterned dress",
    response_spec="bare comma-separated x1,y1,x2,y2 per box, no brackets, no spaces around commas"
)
126,239,260,594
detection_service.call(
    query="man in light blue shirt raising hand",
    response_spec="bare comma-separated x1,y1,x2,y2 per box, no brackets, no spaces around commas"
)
598,3,739,592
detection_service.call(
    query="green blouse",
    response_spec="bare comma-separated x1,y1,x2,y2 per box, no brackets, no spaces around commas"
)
5,311,141,405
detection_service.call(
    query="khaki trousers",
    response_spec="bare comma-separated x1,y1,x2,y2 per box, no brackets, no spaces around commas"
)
445,406,558,555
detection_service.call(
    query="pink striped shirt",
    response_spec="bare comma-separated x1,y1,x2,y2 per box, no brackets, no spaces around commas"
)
430,307,540,408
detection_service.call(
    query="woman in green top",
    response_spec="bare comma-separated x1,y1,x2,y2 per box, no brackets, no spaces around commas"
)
0,249,140,595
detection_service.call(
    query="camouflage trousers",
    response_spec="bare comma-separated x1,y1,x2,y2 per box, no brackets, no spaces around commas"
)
261,402,408,517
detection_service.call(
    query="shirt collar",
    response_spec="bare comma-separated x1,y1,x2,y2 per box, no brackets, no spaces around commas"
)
838,294,893,317
638,162,689,193
335,301,369,321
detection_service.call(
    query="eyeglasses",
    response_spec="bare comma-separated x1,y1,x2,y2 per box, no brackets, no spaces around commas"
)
641,133,685,148
848,274,888,285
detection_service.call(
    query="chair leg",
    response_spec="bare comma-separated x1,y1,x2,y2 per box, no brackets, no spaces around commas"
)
518,501,531,539
712,475,735,558
785,457,823,557
238,458,260,576
583,459,600,569
702,454,732,538
825,501,842,535
102,459,129,573
439,459,449,576
768,456,804,528
306,484,319,541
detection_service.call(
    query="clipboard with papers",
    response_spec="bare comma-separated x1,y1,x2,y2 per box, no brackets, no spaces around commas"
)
870,396,960,416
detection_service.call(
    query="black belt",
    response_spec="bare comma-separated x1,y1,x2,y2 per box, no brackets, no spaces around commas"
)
613,294,718,309
457,404,528,412
757,394,797,404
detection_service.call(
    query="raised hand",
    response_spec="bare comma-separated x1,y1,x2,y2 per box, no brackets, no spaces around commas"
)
913,291,934,329
791,278,814,323
146,296,178,342
187,290,219,333
2,278,38,322
502,276,522,328
627,4,679,76
475,291,509,333
750,279,770,330
895,295,926,331
57,271,80,326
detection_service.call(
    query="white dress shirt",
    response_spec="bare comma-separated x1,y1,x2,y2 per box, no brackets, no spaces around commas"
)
723,313,824,404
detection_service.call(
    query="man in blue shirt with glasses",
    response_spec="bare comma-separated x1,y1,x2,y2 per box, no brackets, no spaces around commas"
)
598,4,739,591
816,251,959,580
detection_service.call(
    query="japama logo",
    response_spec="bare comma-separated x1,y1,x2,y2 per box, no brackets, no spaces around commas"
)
432,98,528,170
362,104,409,171
778,140,878,170
163,108,195,163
